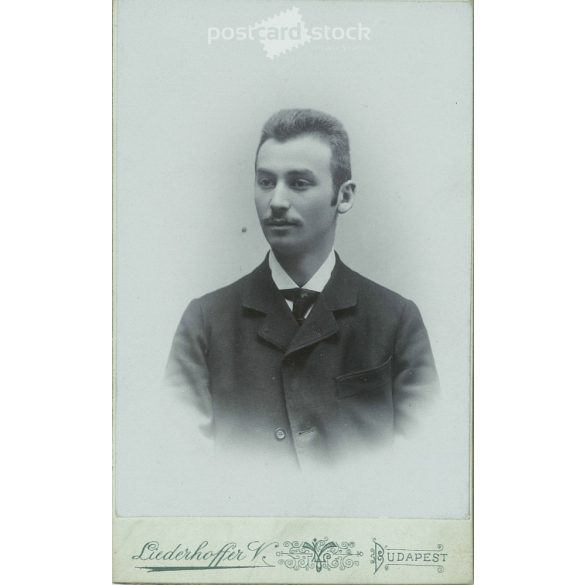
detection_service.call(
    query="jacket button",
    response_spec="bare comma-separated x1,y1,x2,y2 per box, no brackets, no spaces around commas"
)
274,428,287,440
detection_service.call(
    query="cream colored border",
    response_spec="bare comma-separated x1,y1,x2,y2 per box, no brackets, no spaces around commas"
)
113,517,472,584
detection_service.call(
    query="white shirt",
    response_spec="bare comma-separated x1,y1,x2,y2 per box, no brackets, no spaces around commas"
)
268,249,337,318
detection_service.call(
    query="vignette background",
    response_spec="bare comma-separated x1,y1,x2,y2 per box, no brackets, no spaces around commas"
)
115,0,472,517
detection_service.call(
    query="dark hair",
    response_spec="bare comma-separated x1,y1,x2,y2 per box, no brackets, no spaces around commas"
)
255,109,352,202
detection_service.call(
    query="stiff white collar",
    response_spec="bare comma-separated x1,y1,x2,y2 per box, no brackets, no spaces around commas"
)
268,249,336,292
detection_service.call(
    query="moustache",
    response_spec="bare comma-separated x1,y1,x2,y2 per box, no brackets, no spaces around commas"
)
262,217,301,226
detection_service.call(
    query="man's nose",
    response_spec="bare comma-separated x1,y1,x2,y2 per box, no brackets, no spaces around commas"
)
269,182,291,212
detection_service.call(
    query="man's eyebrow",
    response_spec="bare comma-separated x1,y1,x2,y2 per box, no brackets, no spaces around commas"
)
255,167,275,175
255,168,318,179
286,169,317,178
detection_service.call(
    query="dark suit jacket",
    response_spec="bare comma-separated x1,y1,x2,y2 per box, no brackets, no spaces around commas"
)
165,255,439,468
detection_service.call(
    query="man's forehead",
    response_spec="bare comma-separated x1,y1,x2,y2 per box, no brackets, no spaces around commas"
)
256,135,333,171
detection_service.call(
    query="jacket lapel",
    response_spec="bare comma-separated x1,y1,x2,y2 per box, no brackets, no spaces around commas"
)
242,254,360,355
285,257,359,355
284,297,338,355
241,257,299,352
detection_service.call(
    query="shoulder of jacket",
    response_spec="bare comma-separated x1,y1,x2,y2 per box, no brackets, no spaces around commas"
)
184,265,261,311
343,264,412,309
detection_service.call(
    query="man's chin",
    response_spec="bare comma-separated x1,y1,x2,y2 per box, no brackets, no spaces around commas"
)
265,236,303,256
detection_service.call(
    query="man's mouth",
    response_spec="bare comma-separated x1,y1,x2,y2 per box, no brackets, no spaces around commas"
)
264,218,298,226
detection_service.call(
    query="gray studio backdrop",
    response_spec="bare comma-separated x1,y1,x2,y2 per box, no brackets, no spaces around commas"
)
115,0,472,517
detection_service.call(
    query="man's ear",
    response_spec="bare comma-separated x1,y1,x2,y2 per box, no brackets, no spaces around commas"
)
336,180,356,214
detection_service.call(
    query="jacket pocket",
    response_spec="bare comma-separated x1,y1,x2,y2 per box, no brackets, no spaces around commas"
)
335,355,393,399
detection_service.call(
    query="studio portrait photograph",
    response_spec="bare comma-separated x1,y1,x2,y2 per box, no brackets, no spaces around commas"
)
113,0,472,575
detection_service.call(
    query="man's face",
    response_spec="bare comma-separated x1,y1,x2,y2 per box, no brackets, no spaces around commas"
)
255,135,339,257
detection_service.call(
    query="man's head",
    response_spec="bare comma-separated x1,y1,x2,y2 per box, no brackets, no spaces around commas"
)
254,109,356,258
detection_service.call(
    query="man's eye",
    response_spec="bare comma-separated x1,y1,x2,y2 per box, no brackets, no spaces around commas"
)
257,177,275,189
290,179,311,190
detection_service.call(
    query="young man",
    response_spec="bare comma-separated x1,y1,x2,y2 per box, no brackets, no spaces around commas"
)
165,109,439,468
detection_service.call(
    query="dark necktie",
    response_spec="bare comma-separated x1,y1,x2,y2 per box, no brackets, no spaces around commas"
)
280,288,320,325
